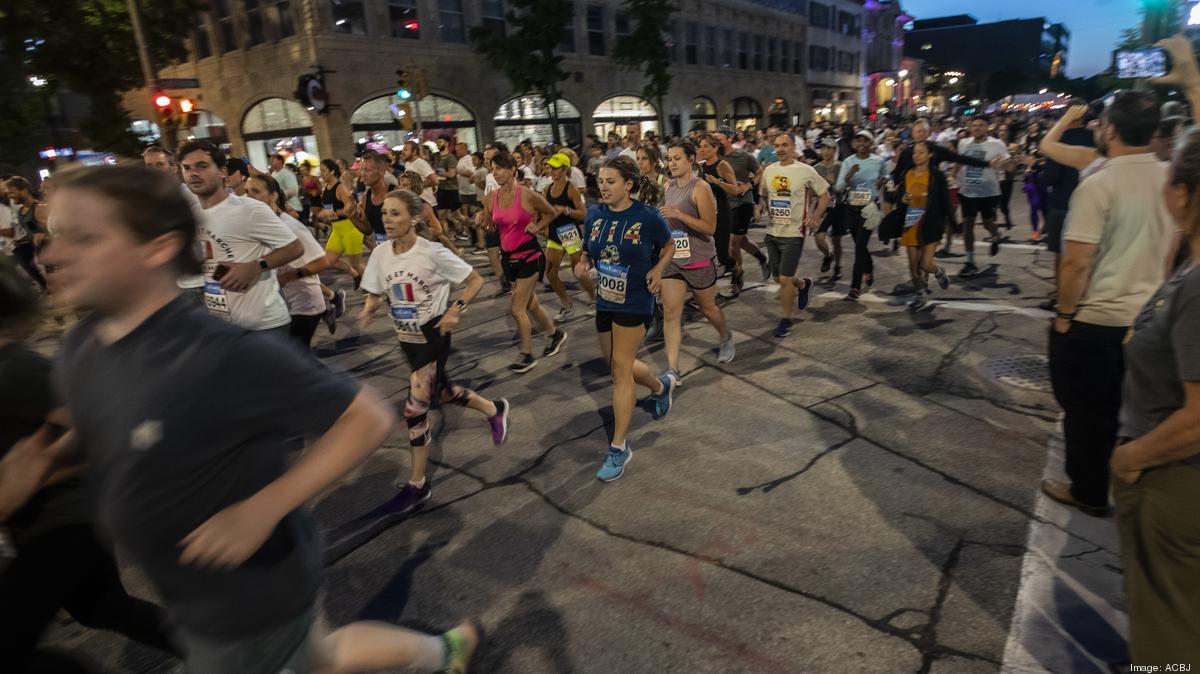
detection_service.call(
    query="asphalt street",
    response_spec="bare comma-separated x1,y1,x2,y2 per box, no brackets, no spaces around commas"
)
37,197,1125,673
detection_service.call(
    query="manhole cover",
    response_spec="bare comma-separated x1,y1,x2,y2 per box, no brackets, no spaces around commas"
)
984,354,1052,392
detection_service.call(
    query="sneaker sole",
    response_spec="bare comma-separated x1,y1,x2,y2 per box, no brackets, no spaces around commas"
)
492,399,509,445
598,451,632,482
508,360,538,374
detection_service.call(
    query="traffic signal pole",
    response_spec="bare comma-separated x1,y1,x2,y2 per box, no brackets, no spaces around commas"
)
127,0,175,152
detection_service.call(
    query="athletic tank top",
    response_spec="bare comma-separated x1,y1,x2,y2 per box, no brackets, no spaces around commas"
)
664,176,715,267
492,184,540,260
701,160,729,212
544,181,575,230
16,205,39,242
364,187,385,236
321,183,344,215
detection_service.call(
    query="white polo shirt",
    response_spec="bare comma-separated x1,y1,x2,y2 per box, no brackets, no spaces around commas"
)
1063,153,1177,327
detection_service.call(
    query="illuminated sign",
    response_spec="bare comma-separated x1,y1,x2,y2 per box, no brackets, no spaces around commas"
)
1190,2,1200,26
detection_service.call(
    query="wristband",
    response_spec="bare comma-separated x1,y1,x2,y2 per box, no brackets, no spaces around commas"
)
257,258,269,271
1055,311,1076,320
453,299,467,311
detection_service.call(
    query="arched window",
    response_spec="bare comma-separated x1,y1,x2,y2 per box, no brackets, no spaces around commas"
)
351,93,478,152
593,95,658,139
767,97,789,128
689,96,717,131
493,95,582,149
729,96,763,131
241,98,317,169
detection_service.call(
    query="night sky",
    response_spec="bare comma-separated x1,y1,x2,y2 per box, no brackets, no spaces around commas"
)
898,0,1143,78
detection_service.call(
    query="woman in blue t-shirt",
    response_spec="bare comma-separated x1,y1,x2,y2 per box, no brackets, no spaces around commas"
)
573,156,674,483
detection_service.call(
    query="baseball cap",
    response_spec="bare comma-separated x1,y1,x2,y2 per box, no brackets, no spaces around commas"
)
546,152,571,169
854,130,875,143
422,140,439,154
818,136,839,149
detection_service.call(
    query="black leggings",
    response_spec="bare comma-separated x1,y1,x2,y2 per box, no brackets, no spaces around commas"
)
849,213,875,291
289,313,323,348
1,524,177,670
12,241,47,291
714,204,735,268
998,178,1014,224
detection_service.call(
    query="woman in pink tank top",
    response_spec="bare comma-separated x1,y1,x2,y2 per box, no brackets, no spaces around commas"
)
483,151,567,374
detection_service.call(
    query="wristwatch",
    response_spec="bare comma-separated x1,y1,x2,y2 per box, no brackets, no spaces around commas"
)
452,299,467,311
257,258,269,271
1056,310,1077,320
296,268,309,278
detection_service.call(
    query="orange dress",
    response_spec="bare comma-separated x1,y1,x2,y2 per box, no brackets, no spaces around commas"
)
900,169,930,247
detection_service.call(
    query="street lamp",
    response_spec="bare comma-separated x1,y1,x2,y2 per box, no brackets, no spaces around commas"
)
1039,88,1048,94
898,69,909,78
949,77,959,84
28,75,47,88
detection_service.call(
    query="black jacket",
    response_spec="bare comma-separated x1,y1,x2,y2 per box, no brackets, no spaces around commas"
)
890,142,991,184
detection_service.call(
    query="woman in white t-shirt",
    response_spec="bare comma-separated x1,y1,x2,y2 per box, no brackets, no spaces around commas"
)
245,173,337,346
358,189,510,513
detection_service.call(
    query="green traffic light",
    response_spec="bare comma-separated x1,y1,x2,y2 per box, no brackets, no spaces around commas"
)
397,89,412,100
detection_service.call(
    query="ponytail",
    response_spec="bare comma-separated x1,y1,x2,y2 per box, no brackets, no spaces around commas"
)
636,174,663,206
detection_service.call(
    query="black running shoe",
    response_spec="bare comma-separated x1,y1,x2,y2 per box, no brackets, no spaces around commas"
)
543,330,568,357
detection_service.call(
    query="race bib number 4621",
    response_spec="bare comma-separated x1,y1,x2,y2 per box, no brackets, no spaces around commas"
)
557,224,582,254
596,260,629,304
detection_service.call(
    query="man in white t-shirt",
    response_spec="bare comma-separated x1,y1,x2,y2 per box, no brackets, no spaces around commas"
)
401,141,438,207
954,116,1011,276
269,154,302,213
180,141,303,333
619,123,641,162
760,133,828,338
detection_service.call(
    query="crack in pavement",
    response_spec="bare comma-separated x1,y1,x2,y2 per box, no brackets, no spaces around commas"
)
913,538,1002,673
924,314,1000,395
734,435,857,495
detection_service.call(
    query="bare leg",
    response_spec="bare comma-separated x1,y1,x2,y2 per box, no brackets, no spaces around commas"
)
660,278,688,371
314,619,479,674
509,275,537,354
545,247,572,308
600,324,662,448
919,242,940,274
906,246,920,289
778,275,801,320
523,276,556,337
692,284,731,341
406,365,434,485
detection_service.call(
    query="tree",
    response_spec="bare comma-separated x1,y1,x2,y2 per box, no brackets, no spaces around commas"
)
0,0,197,164
471,0,573,144
612,0,677,134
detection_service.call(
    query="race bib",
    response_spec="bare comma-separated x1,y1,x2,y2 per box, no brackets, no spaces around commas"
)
202,280,231,321
768,197,792,225
389,303,427,344
904,207,925,230
556,224,582,255
671,230,692,259
596,260,629,304
964,165,983,185
374,232,387,243
848,190,871,207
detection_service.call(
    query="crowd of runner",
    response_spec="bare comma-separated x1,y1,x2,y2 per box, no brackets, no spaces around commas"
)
3,35,1200,674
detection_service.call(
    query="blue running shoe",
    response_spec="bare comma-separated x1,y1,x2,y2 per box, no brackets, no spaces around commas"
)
773,318,793,338
597,443,632,482
797,277,813,310
650,373,675,419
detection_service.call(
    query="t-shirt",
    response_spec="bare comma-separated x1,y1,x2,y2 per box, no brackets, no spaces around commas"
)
0,203,14,253
0,344,88,544
761,161,830,238
955,137,1008,198
199,194,297,330
1064,153,1176,327
836,155,886,203
178,184,206,290
569,166,587,190
1120,264,1200,463
456,156,477,195
437,154,458,193
56,297,359,639
278,213,327,317
406,157,437,207
724,150,760,207
272,168,302,212
584,201,672,315
361,236,473,343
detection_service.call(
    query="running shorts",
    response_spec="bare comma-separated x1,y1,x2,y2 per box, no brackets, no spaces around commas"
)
817,205,847,237
731,203,755,236
664,259,718,290
764,234,805,279
502,252,545,283
960,195,999,221
401,315,455,372
436,190,461,211
325,218,364,256
595,310,654,333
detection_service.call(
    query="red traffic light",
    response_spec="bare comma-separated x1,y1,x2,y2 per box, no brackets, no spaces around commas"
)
154,93,172,108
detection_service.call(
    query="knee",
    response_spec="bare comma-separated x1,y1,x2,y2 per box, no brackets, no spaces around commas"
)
403,397,431,445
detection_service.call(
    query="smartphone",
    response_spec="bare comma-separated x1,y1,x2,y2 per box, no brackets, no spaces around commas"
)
1116,47,1169,79
213,263,230,280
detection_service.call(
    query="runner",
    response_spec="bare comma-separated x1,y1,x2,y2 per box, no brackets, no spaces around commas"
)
481,151,567,373
359,188,509,513
225,158,251,197
42,164,481,674
180,140,304,333
401,140,438,208
697,134,739,276
953,116,1010,277
455,143,479,241
2,177,48,292
716,130,769,295
897,141,952,310
315,159,364,301
543,152,596,322
398,170,460,254
244,173,333,347
760,133,825,337
476,145,511,295
354,150,393,254
812,138,844,282
435,137,461,234
573,156,675,482
268,153,303,216
836,131,886,301
660,139,735,378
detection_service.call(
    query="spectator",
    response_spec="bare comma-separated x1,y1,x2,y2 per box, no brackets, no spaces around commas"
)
1041,91,1178,517
1110,124,1200,670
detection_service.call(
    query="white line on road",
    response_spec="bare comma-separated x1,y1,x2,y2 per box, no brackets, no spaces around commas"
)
744,282,1053,320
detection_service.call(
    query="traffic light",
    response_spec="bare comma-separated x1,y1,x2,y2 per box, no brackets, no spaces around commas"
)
154,92,175,126
396,68,413,101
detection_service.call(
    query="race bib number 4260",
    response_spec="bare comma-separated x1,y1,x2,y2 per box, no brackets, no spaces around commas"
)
596,260,629,304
